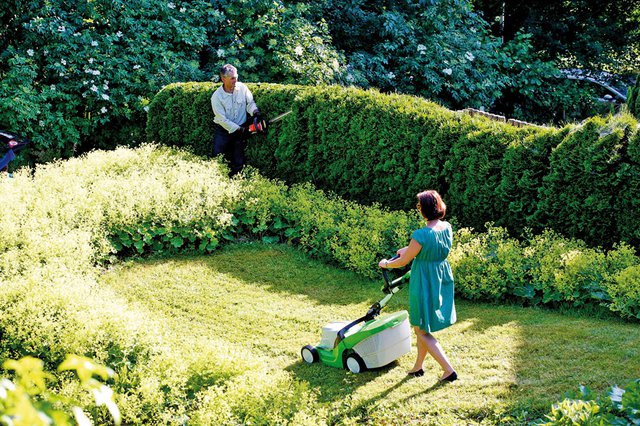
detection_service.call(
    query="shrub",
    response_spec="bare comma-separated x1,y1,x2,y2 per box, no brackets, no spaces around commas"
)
0,0,344,160
538,114,639,248
448,226,528,302
0,0,208,160
147,82,640,249
626,75,640,120
606,265,640,320
538,380,640,425
233,170,421,277
448,225,640,315
497,127,571,235
0,355,120,426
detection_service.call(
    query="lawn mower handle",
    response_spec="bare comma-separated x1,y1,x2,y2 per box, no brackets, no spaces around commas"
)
334,255,407,345
382,255,403,294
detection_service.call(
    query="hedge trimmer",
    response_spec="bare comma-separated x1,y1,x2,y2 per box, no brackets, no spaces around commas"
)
246,110,292,135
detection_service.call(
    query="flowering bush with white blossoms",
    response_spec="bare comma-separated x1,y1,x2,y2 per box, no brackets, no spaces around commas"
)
0,0,343,162
0,1,208,160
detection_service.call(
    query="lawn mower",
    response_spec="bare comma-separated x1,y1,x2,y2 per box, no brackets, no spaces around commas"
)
301,258,412,373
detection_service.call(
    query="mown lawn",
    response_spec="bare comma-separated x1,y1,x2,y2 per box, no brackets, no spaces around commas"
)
99,242,640,425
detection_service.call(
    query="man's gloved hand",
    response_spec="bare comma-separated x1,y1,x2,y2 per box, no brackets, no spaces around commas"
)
235,124,248,135
247,114,268,134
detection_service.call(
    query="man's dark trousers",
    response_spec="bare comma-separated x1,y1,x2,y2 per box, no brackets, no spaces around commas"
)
213,124,247,176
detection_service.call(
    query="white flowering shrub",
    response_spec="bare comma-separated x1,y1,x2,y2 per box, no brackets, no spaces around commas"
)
0,0,342,161
0,0,210,161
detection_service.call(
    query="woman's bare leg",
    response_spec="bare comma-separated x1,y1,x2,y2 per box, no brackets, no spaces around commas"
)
413,327,455,379
409,326,428,373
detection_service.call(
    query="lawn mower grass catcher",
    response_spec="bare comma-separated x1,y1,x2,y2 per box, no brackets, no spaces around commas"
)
0,130,30,174
301,258,412,374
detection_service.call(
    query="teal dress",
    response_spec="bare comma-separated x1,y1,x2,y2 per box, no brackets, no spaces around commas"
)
409,222,456,333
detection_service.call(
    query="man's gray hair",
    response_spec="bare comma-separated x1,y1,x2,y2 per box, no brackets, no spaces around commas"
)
220,64,237,77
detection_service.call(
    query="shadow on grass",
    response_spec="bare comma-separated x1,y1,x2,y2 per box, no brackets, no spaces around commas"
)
186,242,404,307
283,359,400,403
285,358,446,422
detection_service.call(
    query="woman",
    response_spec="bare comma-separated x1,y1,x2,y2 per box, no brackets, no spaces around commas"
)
379,190,457,382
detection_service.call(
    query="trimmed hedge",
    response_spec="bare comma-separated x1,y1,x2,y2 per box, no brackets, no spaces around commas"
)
147,82,640,250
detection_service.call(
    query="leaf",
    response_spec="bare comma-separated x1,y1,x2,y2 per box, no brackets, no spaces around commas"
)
261,235,280,244
134,240,145,253
58,355,114,384
170,236,184,248
272,217,286,229
92,385,121,426
284,227,300,238
514,285,535,299
3,356,49,393
119,235,132,248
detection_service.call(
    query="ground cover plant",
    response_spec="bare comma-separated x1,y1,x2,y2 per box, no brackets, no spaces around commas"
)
0,145,638,424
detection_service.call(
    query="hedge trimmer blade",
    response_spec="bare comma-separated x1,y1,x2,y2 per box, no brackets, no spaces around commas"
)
269,110,292,124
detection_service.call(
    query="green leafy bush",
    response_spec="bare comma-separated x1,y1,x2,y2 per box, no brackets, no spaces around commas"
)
607,265,640,319
448,226,529,302
538,114,640,248
147,82,640,250
0,0,208,159
0,0,345,160
0,355,120,426
232,170,420,276
626,75,640,120
449,225,640,318
538,380,640,425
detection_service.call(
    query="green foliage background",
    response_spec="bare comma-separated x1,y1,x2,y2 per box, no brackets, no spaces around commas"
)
1,0,612,164
0,0,341,162
147,82,640,250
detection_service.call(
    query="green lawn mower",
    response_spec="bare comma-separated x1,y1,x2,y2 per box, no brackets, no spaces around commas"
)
301,259,412,373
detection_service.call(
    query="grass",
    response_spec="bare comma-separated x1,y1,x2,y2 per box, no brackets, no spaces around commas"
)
99,242,640,425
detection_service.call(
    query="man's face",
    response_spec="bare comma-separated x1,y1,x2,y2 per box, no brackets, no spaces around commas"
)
221,72,238,92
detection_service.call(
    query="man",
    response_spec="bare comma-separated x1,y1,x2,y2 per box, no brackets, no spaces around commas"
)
210,64,263,176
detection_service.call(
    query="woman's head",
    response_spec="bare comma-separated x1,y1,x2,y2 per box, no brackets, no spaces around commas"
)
417,190,446,220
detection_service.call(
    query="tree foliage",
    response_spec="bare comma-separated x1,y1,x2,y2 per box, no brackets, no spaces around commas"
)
472,0,640,73
316,0,546,110
1,0,636,157
0,0,341,159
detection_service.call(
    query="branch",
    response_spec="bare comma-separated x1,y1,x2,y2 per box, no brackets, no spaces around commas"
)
560,69,627,101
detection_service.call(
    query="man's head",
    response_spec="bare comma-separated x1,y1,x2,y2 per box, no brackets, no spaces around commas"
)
220,64,238,93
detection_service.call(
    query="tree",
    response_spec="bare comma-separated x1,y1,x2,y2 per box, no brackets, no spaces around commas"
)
199,0,344,85
471,0,640,73
314,0,511,109
0,0,344,158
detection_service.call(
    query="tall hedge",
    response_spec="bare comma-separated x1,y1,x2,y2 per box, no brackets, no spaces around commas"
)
147,82,640,249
